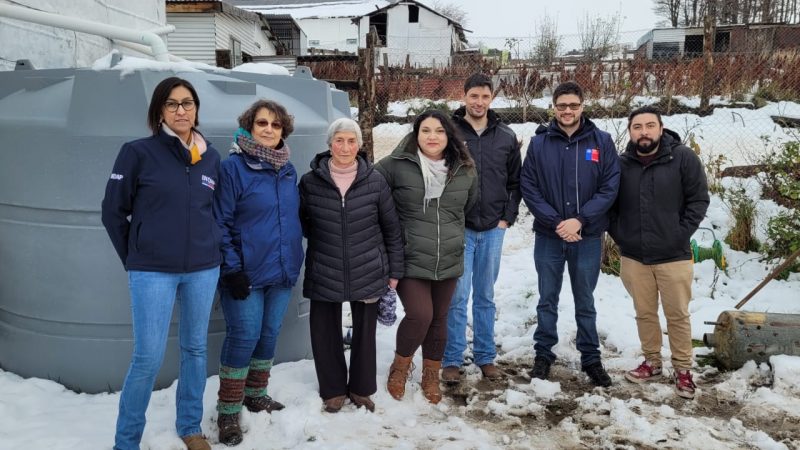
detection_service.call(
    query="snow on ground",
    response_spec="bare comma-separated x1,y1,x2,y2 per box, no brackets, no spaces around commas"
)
1,177,799,449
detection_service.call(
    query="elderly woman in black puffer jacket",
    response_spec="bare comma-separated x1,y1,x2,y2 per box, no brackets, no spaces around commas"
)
299,117,404,413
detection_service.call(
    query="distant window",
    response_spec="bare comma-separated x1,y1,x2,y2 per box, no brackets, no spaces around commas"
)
653,42,679,60
409,5,419,23
346,38,357,45
309,39,320,46
231,37,242,67
684,35,703,58
715,31,730,52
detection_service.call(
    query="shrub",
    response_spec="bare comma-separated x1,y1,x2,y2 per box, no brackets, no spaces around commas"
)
722,187,760,252
407,99,452,117
601,235,621,276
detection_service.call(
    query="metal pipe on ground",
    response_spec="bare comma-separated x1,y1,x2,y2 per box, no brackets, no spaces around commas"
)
703,311,800,370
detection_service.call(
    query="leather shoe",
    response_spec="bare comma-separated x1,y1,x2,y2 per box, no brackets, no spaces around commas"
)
480,364,503,380
441,366,461,385
348,393,375,412
323,395,346,413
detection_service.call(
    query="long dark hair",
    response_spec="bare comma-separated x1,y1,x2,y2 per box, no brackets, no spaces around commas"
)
412,110,474,174
147,77,200,134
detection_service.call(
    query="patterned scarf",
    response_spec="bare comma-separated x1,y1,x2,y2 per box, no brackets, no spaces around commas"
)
233,127,290,169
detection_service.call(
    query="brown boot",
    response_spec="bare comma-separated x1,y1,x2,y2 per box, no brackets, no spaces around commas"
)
421,359,442,404
387,353,413,400
441,366,461,385
181,434,211,450
216,413,242,446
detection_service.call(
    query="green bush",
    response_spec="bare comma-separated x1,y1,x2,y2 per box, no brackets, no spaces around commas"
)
722,187,760,252
407,100,452,117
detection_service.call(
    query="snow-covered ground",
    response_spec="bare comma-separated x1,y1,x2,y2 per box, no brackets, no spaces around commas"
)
1,173,799,449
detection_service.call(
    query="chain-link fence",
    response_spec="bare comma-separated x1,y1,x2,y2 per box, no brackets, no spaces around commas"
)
299,26,800,169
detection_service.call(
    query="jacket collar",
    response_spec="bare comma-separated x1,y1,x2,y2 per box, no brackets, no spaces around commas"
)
310,150,371,182
622,128,682,161
452,106,501,133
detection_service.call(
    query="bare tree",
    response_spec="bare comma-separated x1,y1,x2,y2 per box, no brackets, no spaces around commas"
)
531,13,562,66
654,0,682,26
578,13,621,62
429,1,468,27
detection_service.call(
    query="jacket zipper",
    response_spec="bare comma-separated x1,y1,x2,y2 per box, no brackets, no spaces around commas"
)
276,168,286,285
184,165,191,272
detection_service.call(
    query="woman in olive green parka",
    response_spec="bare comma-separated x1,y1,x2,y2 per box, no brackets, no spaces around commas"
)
375,110,477,404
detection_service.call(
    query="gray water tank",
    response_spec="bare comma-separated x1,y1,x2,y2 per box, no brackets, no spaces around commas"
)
0,64,348,393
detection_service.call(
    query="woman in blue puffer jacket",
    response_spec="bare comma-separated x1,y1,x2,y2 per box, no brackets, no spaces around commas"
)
212,99,304,446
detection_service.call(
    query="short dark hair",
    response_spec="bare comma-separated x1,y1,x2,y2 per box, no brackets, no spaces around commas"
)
628,106,663,129
237,99,294,139
412,109,474,173
552,81,584,104
147,77,200,134
464,73,493,93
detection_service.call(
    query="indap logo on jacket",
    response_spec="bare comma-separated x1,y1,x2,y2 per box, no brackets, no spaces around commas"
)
201,174,216,190
585,148,600,162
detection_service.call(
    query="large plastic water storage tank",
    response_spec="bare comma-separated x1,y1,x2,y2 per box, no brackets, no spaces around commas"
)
0,62,348,393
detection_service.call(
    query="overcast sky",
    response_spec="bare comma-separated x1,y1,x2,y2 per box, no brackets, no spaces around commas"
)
419,0,661,47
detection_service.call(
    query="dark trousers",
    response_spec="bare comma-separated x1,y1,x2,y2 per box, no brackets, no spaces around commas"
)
395,277,458,361
310,300,377,400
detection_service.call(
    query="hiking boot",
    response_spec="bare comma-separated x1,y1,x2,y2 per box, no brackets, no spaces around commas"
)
387,353,413,400
441,366,461,385
323,395,347,413
674,370,696,399
216,413,242,447
625,360,663,384
480,364,503,381
181,434,211,450
243,395,284,413
583,362,612,387
421,359,442,404
349,392,375,412
529,357,552,380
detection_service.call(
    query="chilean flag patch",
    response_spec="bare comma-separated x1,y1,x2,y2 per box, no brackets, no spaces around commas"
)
585,148,600,162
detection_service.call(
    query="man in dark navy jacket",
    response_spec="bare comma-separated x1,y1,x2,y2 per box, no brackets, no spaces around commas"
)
442,73,522,384
609,106,709,399
520,81,619,387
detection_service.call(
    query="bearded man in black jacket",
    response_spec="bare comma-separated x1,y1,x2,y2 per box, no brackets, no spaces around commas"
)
609,106,709,400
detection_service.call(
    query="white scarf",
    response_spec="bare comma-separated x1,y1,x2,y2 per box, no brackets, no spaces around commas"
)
417,149,448,212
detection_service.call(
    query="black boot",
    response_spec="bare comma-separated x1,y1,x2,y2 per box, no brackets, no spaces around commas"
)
217,413,242,446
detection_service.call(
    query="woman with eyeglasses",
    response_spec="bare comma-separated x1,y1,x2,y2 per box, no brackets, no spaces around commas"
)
102,77,221,450
212,99,304,446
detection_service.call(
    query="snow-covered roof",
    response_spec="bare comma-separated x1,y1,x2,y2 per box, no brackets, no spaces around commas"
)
230,0,392,20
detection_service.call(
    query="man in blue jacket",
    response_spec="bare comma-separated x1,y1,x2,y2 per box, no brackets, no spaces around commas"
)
442,73,521,383
520,81,620,387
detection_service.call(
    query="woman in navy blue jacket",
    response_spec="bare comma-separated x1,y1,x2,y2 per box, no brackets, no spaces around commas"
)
101,77,221,450
212,99,304,446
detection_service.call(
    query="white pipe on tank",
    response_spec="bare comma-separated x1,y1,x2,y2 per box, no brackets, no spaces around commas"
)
0,4,171,62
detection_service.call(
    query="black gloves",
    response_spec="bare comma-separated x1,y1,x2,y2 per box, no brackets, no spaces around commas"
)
223,271,251,300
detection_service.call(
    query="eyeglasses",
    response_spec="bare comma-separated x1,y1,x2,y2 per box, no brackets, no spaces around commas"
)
164,100,196,112
254,119,283,130
555,103,582,111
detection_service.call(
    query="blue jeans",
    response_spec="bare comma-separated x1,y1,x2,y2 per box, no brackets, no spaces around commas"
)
443,226,505,368
114,266,219,450
219,286,292,368
533,234,602,368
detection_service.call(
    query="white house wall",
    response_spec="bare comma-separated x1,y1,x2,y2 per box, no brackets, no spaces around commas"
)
299,17,358,53
215,13,277,58
651,28,687,57
0,0,164,71
382,5,451,68
166,13,216,65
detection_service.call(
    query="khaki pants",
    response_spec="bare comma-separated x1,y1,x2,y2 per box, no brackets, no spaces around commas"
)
620,257,694,370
